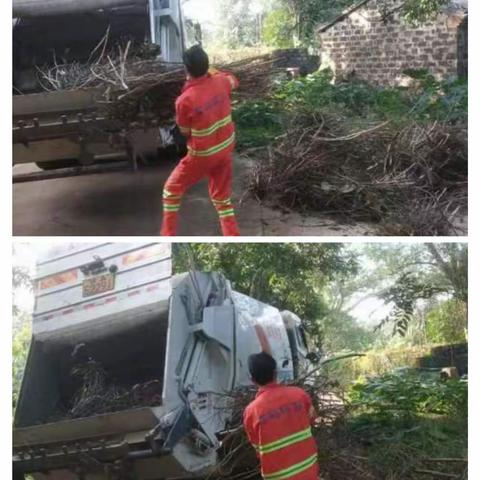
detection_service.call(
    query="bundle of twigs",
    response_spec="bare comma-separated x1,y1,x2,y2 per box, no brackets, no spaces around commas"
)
36,27,162,93
245,113,467,236
36,33,289,123
67,360,162,419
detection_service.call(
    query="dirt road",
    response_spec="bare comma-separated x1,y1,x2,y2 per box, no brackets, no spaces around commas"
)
13,157,378,236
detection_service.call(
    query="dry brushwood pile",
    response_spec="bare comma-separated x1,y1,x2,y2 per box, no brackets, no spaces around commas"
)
245,113,467,236
65,360,162,419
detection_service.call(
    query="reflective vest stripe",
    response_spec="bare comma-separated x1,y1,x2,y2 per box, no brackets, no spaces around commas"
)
191,115,232,137
258,427,313,455
263,454,317,480
189,133,235,157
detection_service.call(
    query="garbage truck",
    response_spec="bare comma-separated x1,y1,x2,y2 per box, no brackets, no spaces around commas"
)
13,0,187,171
13,243,316,480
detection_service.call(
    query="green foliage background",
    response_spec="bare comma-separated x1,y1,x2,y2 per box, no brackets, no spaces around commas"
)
206,0,453,49
262,8,295,47
426,299,468,344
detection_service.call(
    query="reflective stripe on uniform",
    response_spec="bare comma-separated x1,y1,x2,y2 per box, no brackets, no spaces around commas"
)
164,204,181,212
218,208,235,218
189,132,235,157
163,190,182,200
163,190,182,212
191,115,232,138
263,454,317,480
258,427,313,455
179,126,191,135
212,197,232,206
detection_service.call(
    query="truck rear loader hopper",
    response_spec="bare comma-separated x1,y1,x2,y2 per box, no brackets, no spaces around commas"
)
13,245,312,480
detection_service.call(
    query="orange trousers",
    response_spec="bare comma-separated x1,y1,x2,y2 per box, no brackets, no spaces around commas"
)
160,152,240,236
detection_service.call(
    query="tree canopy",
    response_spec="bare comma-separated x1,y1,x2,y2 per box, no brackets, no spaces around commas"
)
174,243,357,321
359,243,467,336
173,243,467,349
204,0,453,48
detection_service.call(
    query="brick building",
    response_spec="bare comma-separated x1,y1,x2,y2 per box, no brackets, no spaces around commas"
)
317,0,468,86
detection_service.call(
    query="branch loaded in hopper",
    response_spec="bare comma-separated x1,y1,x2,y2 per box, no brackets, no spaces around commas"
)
36,43,298,124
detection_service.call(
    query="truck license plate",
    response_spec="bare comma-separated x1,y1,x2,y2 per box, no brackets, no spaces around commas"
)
82,273,115,298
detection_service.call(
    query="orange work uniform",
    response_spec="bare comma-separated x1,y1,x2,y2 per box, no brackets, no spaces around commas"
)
243,383,319,480
160,70,240,236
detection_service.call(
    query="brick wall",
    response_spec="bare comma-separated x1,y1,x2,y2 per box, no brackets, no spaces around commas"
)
318,0,467,86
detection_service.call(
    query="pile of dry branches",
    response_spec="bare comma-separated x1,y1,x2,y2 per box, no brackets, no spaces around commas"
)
36,32,289,124
67,360,162,419
36,28,162,92
245,113,467,236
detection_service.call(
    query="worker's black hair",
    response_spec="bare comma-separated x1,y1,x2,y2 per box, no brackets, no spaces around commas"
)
248,352,277,386
183,44,209,78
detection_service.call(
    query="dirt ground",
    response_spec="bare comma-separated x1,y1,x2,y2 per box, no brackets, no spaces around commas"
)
13,156,379,237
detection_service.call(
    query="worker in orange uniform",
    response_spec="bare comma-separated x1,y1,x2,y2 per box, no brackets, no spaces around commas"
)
243,352,319,480
160,45,240,236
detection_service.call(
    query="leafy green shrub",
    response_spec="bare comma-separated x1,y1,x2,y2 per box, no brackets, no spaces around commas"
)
347,369,468,419
233,68,466,151
402,0,450,25
233,100,283,148
270,68,467,123
273,69,412,119
407,70,468,123
345,369,468,478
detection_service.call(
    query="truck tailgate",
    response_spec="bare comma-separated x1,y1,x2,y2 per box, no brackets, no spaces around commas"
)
13,407,159,448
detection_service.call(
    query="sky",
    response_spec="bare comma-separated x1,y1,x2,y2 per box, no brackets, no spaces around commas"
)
182,0,220,25
13,242,392,324
182,0,264,25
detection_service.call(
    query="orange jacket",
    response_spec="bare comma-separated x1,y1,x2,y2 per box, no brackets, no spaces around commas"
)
175,71,239,159
243,383,319,480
